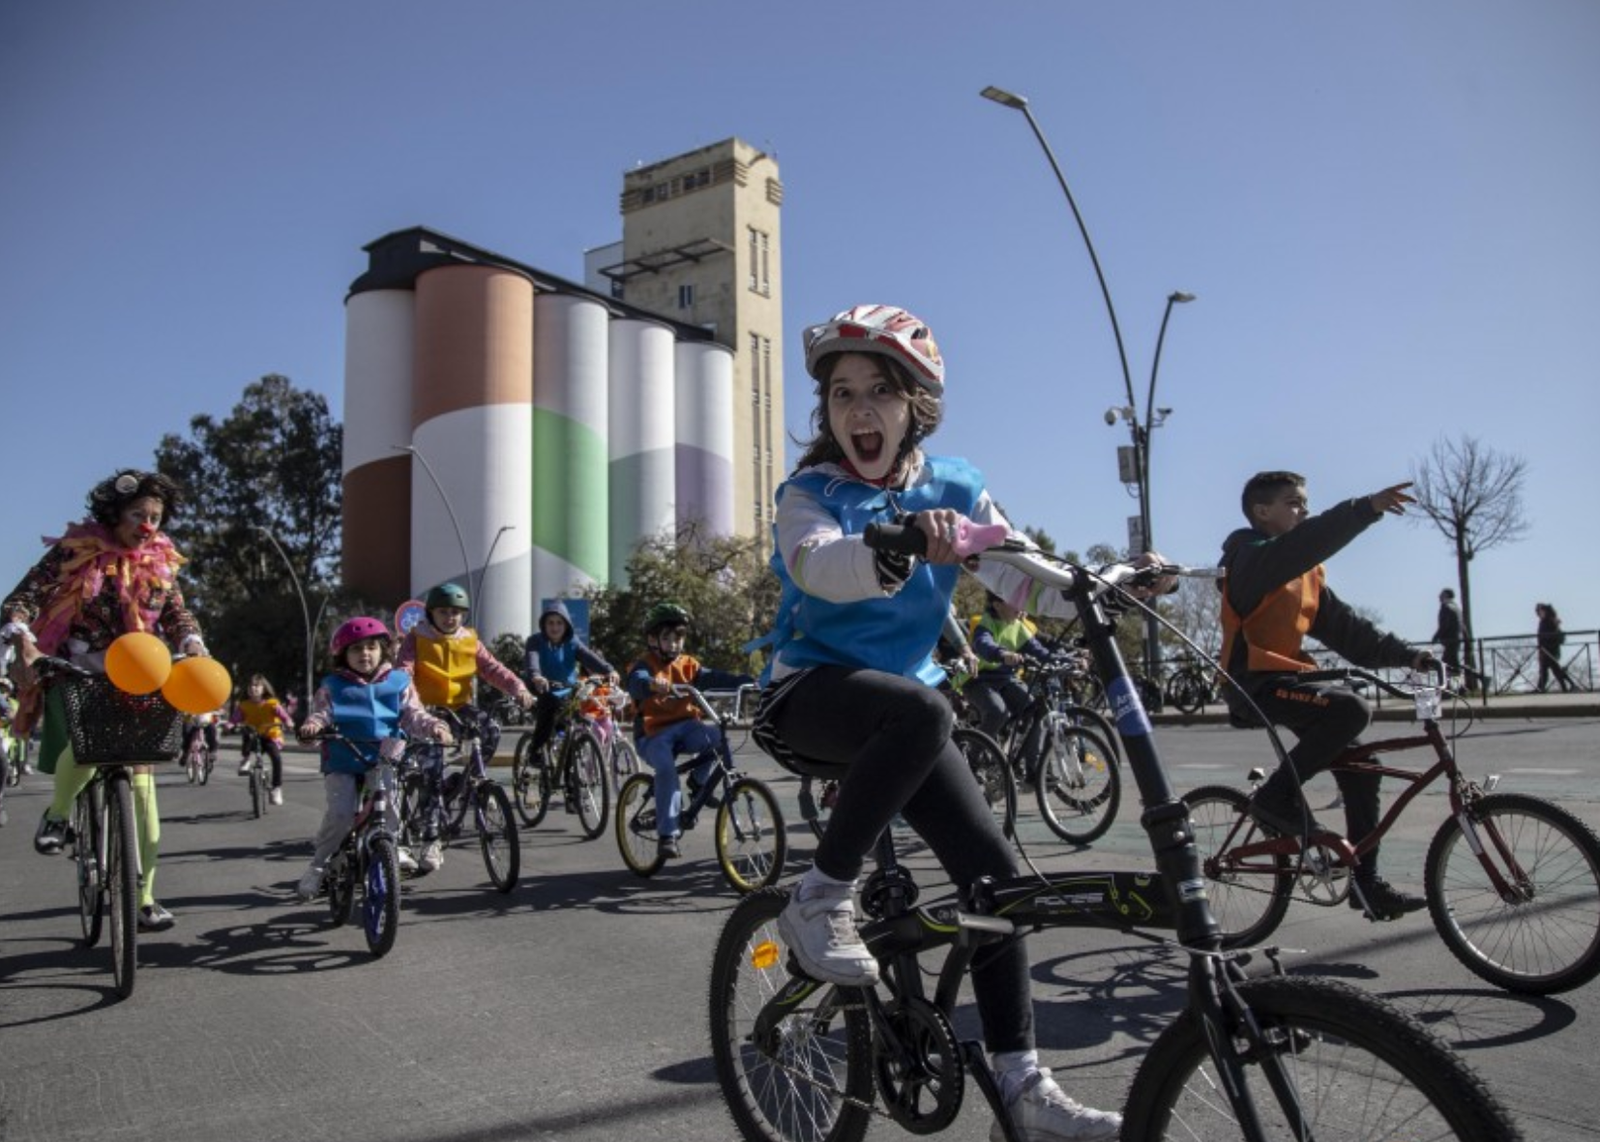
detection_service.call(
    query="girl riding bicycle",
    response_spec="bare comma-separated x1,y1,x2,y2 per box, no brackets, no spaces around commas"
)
751,305,1173,1142
295,617,452,902
2,469,209,931
523,599,618,756
231,673,293,804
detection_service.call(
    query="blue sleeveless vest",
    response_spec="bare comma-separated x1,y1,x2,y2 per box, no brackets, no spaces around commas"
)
323,669,412,774
763,456,983,686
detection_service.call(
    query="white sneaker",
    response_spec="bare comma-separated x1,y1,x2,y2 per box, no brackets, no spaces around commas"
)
397,847,420,875
269,788,283,806
419,840,444,873
990,1068,1121,1142
296,868,324,902
237,760,251,776
776,884,879,987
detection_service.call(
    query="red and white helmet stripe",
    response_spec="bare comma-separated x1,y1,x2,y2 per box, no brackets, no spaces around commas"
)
803,304,944,395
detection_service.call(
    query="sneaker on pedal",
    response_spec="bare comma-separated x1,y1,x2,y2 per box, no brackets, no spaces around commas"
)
419,840,444,873
296,868,324,901
138,903,177,931
397,847,420,875
269,788,283,806
237,759,251,776
657,834,680,859
776,884,879,987
991,1068,1121,1142
1351,876,1426,920
33,812,68,855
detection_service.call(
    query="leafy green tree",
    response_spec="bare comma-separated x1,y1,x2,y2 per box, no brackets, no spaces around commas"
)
155,375,343,707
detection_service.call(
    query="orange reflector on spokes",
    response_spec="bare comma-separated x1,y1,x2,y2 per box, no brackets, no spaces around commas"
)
750,940,780,970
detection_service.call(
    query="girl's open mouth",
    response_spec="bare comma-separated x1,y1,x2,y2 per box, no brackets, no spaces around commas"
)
851,430,884,464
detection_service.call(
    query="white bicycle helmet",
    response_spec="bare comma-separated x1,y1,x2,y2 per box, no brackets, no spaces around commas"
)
803,305,944,395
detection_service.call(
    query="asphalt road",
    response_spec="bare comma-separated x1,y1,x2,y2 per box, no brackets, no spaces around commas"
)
1,717,1597,1142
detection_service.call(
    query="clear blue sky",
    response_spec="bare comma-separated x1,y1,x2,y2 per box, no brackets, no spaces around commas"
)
3,1,1595,643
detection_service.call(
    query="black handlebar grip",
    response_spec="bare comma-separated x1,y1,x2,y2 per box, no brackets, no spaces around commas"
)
862,521,928,556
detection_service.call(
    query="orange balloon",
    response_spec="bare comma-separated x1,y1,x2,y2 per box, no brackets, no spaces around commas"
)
162,656,233,715
104,632,172,695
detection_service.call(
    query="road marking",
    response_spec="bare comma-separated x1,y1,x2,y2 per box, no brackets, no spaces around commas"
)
1505,768,1582,776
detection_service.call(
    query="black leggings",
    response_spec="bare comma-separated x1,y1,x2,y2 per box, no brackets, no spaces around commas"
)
240,735,284,787
767,666,1033,1053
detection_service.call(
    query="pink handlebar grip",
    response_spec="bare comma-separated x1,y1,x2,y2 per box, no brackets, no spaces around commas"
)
951,520,1010,558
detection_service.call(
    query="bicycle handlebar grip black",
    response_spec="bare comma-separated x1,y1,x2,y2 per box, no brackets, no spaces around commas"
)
862,521,928,556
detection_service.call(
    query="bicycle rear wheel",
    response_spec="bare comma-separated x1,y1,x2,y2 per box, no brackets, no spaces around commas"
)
1183,784,1292,948
475,782,521,893
105,770,139,999
74,783,104,948
609,737,643,794
951,727,1016,841
799,776,837,841
1120,975,1520,1142
709,887,874,1142
362,835,401,958
1034,724,1120,844
327,847,356,926
715,778,787,893
565,727,610,839
616,773,665,877
510,734,550,827
1425,791,1600,994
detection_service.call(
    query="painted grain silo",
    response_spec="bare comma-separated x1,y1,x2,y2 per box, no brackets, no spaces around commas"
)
410,263,535,639
607,317,677,582
531,293,610,606
674,340,736,537
342,287,416,606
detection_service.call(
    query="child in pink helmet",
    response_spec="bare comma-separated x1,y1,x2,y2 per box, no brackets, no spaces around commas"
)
293,617,452,902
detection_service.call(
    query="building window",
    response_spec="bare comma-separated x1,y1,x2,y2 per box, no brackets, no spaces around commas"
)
678,283,694,309
748,228,759,290
747,228,772,295
759,232,770,296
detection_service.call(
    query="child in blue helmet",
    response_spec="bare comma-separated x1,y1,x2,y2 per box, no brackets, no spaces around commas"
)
295,617,451,902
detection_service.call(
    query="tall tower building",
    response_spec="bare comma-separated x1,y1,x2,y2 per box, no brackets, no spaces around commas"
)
598,138,785,543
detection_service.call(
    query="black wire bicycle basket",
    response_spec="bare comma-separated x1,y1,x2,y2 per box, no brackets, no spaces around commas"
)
58,672,183,764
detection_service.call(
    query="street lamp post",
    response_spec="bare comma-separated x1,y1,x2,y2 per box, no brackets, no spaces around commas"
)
393,443,474,608
251,525,314,721
477,524,516,634
982,85,1197,684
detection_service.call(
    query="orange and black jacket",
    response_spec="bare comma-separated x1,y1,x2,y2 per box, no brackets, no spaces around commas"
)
1218,497,1413,713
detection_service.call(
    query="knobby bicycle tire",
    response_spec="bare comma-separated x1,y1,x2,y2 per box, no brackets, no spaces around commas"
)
616,772,664,877
715,777,787,894
476,782,520,893
1120,974,1522,1142
1425,791,1600,994
511,733,550,827
564,727,610,839
363,835,401,958
106,770,139,999
75,782,104,948
1034,724,1121,845
709,887,874,1142
1183,784,1292,947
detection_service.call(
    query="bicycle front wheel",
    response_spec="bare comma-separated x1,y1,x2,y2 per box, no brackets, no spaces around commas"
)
1183,784,1292,948
616,773,664,877
250,767,266,818
716,778,787,893
610,737,643,794
565,727,610,839
510,733,550,827
1034,724,1120,844
475,782,521,893
709,887,874,1142
1120,975,1520,1142
951,727,1016,841
74,783,104,948
1426,791,1600,994
363,835,401,958
105,770,139,999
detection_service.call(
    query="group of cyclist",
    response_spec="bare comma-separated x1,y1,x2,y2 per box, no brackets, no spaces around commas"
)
2,300,1482,1142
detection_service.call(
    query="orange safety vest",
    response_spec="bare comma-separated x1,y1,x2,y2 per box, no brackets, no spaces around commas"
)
1220,565,1325,674
411,628,480,708
638,653,705,736
237,698,286,741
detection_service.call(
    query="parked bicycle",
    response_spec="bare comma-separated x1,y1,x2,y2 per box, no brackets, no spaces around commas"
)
1185,665,1600,994
398,705,519,893
240,727,273,818
39,656,184,999
308,729,408,958
1164,660,1219,716
708,525,1519,1142
510,677,615,838
616,683,786,893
